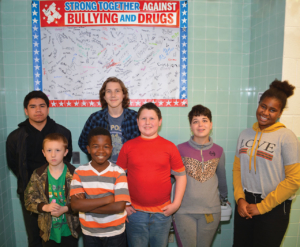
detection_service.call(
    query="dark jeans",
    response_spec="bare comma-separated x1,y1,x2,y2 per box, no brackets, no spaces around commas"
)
83,231,126,247
21,201,43,247
42,235,78,247
233,191,291,247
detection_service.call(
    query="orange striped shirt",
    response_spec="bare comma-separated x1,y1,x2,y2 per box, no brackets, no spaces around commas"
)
70,162,130,237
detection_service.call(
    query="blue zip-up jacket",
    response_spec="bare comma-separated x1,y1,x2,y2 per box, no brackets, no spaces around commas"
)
78,107,140,154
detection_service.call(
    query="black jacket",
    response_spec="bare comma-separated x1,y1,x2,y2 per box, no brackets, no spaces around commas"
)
6,117,72,198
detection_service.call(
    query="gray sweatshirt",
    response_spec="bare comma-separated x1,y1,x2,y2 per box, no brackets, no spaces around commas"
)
176,137,228,214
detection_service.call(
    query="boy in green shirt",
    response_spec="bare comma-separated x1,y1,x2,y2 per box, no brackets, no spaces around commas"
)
25,133,80,246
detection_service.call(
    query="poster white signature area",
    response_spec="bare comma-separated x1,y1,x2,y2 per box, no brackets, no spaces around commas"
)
31,1,188,107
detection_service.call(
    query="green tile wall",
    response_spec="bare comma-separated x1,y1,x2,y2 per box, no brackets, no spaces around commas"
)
247,0,285,127
2,0,299,247
0,2,16,247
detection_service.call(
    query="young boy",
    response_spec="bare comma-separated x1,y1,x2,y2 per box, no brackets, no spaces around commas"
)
71,127,130,246
78,77,140,163
24,133,79,247
117,102,187,247
7,91,72,247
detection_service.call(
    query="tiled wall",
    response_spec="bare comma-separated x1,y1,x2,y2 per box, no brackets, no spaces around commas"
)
2,0,299,247
0,3,16,247
247,0,285,127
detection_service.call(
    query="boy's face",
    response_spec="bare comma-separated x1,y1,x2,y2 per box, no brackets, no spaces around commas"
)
42,140,68,167
104,82,124,110
190,115,212,140
87,135,113,167
137,109,162,139
24,98,49,124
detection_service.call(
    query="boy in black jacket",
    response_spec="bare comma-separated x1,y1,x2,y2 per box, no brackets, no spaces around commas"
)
6,91,72,247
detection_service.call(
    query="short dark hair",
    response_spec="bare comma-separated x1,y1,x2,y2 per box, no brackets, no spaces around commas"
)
24,91,50,109
188,105,212,124
260,79,295,112
137,103,162,120
43,133,68,150
87,127,112,145
99,77,130,109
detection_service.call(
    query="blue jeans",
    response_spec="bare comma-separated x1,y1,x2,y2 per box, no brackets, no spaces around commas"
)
126,211,172,247
83,231,126,247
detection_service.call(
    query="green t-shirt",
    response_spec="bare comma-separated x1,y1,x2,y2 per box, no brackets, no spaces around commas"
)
48,164,71,243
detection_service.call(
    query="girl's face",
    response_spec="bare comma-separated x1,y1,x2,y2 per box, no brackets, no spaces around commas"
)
190,115,212,142
256,97,282,130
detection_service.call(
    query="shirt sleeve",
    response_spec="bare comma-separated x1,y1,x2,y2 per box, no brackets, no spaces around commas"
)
216,151,228,199
281,130,300,166
170,144,186,176
257,162,300,214
256,131,300,214
70,170,85,196
116,144,128,171
24,172,46,214
233,155,245,203
78,115,93,154
6,133,18,176
114,168,131,203
233,135,245,203
65,130,73,162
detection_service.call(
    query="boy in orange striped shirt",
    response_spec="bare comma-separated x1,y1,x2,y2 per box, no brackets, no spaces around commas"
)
70,127,130,247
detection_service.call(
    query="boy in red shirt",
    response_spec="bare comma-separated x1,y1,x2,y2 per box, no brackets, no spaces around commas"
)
117,103,187,247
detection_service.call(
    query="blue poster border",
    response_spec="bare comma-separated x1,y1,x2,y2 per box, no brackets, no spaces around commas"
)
31,1,188,106
179,1,188,103
32,1,43,91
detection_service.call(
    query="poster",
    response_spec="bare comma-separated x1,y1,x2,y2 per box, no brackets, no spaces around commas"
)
31,1,188,107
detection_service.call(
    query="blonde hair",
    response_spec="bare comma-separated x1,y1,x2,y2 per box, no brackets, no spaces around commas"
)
42,133,68,150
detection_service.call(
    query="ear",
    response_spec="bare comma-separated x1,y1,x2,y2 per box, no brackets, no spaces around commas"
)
86,145,91,154
42,149,46,157
209,121,213,130
158,118,162,127
24,108,28,116
64,149,69,157
278,110,283,119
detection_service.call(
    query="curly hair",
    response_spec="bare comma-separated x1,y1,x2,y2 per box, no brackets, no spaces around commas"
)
87,127,112,145
99,77,130,109
260,79,295,111
188,105,212,124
